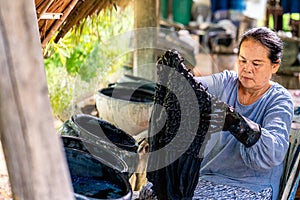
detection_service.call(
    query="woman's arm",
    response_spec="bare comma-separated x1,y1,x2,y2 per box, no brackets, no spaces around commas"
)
241,93,294,170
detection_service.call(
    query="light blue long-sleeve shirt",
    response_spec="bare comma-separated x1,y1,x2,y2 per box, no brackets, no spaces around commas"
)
195,70,294,199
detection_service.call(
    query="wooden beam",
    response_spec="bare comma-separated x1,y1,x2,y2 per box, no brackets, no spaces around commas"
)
133,0,160,81
0,0,74,199
37,0,55,21
40,13,63,20
41,0,79,48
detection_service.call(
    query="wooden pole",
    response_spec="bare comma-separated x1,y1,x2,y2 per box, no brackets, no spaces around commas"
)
0,0,74,199
133,0,160,81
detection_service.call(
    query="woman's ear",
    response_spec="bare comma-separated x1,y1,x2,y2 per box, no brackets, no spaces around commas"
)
272,59,281,73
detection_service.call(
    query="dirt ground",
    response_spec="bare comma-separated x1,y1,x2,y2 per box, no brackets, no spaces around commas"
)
0,142,12,200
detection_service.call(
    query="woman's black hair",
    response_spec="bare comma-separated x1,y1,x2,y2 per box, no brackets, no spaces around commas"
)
238,27,283,64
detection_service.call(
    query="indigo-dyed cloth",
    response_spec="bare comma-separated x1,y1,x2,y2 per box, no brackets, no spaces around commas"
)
194,70,294,200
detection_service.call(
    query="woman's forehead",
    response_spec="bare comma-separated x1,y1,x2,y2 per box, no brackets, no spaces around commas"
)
239,40,269,59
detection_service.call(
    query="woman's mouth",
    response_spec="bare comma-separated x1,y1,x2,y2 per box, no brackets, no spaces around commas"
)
243,76,252,81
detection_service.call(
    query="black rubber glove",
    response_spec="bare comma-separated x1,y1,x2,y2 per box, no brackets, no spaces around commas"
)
201,99,261,148
222,105,261,147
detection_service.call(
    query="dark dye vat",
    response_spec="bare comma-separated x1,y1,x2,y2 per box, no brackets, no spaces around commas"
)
108,81,156,94
95,77,154,136
61,135,129,175
71,114,138,153
60,114,139,175
72,176,124,199
65,148,132,200
99,87,154,103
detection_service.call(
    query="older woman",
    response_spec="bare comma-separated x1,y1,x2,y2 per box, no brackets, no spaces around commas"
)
193,27,294,199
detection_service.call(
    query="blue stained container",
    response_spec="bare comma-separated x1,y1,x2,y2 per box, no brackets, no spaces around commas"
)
64,147,132,200
281,0,300,13
210,0,228,12
229,0,246,11
210,0,245,12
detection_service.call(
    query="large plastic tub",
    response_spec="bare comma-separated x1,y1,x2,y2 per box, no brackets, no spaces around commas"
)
60,114,139,175
64,147,132,199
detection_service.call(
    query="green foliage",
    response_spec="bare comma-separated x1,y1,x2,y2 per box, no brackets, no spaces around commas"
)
282,13,300,32
45,66,75,121
44,5,134,121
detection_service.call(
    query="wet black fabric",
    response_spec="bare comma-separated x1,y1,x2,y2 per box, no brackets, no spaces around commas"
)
147,50,210,199
146,49,261,199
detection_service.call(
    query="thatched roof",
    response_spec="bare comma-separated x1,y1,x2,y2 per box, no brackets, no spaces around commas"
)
35,0,131,48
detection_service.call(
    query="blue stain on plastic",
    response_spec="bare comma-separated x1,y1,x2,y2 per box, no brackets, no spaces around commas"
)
72,176,123,199
64,147,132,199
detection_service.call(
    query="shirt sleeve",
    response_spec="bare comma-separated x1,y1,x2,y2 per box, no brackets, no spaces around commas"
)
195,70,237,98
240,89,294,170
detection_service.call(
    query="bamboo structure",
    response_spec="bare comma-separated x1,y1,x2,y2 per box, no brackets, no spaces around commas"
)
35,0,132,48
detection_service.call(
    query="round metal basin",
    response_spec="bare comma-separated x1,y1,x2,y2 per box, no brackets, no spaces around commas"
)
95,86,154,136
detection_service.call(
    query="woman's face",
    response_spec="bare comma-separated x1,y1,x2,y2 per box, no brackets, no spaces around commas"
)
237,39,280,92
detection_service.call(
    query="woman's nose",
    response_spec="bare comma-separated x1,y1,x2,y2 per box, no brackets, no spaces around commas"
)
243,62,253,72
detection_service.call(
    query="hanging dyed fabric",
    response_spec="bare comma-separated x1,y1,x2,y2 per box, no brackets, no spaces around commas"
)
146,49,261,199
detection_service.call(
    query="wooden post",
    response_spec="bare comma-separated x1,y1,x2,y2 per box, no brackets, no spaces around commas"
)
133,0,160,81
0,0,74,199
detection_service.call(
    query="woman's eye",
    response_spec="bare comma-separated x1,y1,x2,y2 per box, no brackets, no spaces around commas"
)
253,63,263,67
